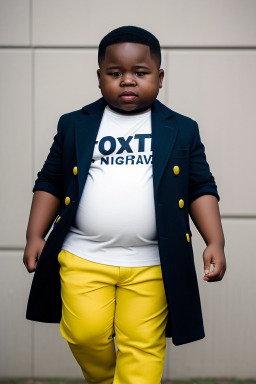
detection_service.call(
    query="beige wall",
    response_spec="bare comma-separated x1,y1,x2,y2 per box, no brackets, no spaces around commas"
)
0,0,256,379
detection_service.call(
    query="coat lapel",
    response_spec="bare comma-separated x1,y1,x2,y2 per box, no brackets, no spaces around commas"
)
151,99,178,200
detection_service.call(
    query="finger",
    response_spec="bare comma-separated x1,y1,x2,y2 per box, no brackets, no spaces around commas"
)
205,276,221,282
209,261,226,277
23,254,37,273
203,259,211,276
204,271,223,282
203,247,213,273
27,259,37,273
216,268,226,281
26,263,36,273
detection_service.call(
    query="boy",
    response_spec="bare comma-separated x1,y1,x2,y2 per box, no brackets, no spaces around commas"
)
24,26,226,384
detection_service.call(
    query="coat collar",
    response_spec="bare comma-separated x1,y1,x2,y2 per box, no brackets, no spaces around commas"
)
76,97,178,201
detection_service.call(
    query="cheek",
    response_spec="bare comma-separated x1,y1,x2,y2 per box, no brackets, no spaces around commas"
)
141,81,160,96
101,81,115,93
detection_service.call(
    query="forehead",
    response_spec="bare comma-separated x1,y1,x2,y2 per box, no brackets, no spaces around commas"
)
101,42,156,68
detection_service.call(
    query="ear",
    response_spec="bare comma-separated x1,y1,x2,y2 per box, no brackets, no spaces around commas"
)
159,69,164,88
97,69,101,88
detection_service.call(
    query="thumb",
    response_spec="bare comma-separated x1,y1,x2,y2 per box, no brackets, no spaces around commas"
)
203,249,211,275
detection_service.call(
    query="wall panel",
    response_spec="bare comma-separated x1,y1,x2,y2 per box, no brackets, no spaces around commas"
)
33,323,83,378
0,251,33,376
165,50,256,216
0,50,33,247
32,0,256,47
0,0,30,46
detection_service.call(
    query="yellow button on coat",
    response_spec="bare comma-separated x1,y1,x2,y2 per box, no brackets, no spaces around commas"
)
56,216,61,223
65,196,70,205
179,199,184,208
186,233,190,242
173,165,180,175
73,166,78,175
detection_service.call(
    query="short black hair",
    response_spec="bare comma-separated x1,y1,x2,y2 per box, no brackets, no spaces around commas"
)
98,26,161,68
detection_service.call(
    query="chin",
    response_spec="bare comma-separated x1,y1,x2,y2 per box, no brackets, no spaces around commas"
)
109,104,137,113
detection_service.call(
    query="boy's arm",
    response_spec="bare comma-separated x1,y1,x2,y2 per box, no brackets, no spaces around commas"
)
189,195,226,282
23,190,61,273
24,114,64,273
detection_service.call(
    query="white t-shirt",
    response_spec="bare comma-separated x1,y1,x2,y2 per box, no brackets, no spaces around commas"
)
62,105,160,267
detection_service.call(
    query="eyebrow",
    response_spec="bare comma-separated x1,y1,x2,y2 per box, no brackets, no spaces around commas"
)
106,65,150,70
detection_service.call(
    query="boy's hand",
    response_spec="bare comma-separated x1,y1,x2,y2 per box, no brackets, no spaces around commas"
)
203,243,226,282
23,236,45,273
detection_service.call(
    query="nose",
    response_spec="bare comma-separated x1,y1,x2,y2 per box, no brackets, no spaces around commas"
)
120,74,136,86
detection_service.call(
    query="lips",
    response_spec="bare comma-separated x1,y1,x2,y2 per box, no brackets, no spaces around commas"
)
120,91,137,96
119,91,137,101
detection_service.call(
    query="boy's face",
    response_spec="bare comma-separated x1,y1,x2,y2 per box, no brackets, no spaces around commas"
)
97,42,164,114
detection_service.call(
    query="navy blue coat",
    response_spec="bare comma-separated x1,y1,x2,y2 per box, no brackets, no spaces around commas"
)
26,97,219,346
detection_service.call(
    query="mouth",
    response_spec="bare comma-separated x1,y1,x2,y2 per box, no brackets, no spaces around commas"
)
119,91,137,102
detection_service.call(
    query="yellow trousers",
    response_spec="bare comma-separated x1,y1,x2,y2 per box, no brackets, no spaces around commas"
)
58,249,168,384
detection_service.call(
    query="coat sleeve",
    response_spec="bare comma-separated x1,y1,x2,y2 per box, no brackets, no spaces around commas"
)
188,121,220,205
33,116,64,200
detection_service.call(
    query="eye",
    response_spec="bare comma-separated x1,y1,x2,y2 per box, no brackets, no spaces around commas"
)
136,72,146,77
110,72,121,77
